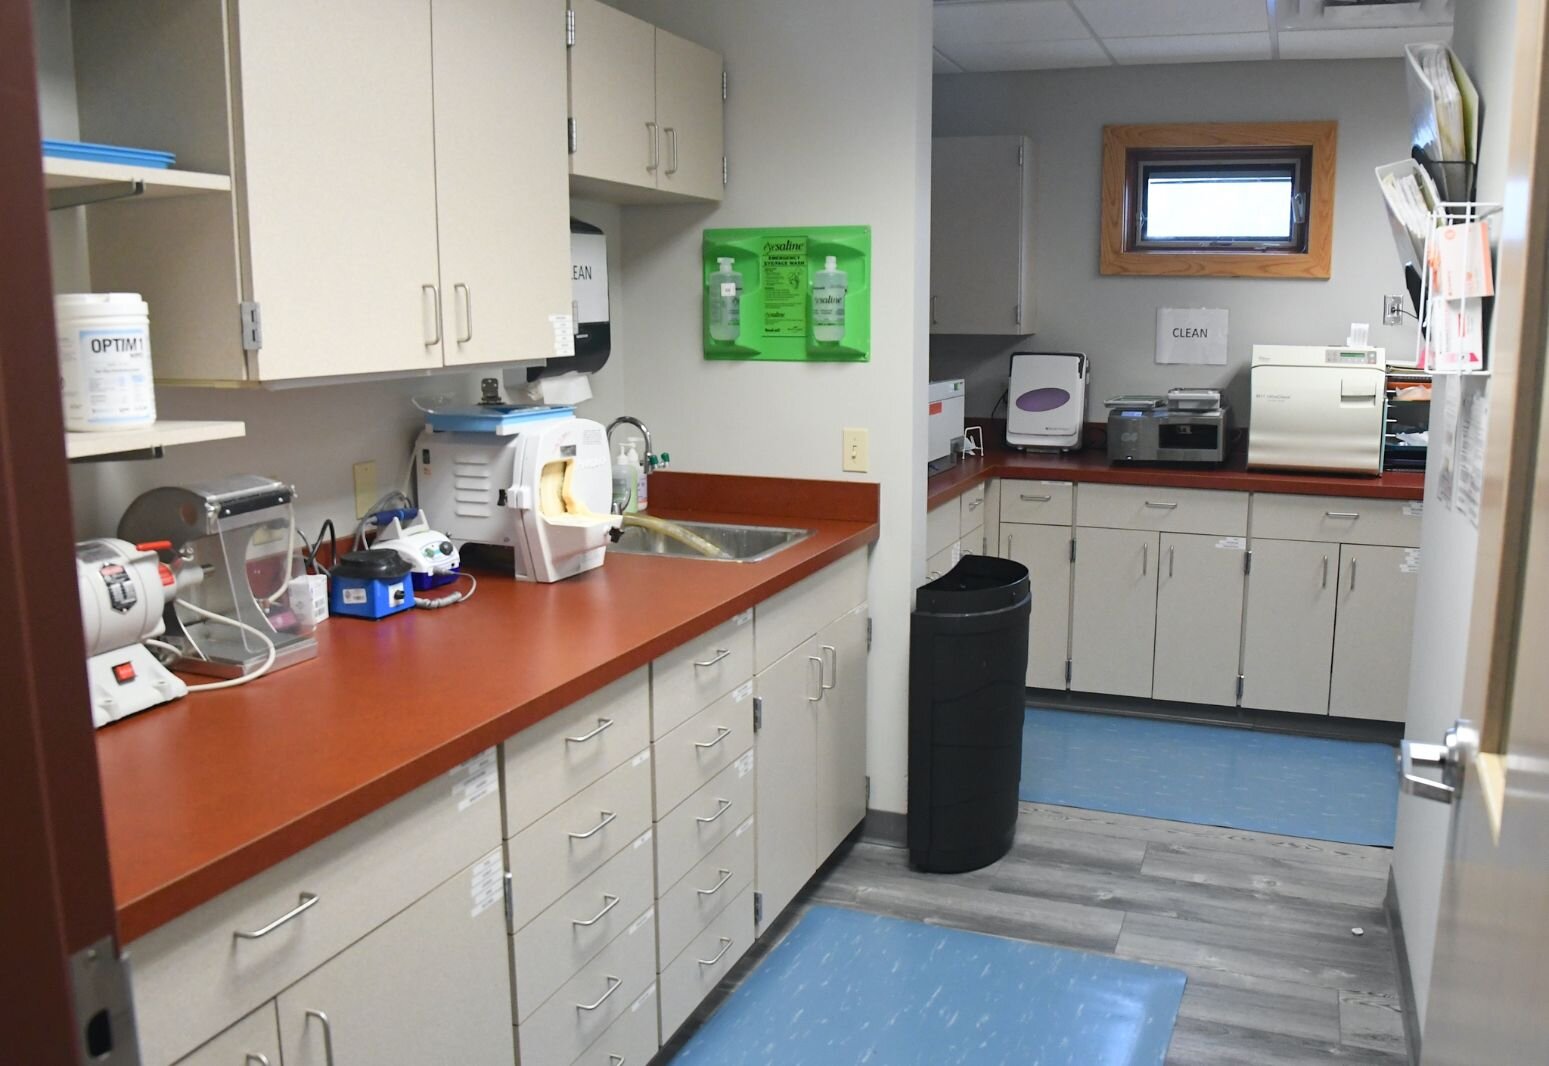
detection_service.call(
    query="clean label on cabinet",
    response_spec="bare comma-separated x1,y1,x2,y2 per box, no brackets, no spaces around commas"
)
1216,537,1246,550
1402,548,1422,574
736,750,754,778
733,681,753,703
549,314,576,358
469,852,504,918
452,749,499,811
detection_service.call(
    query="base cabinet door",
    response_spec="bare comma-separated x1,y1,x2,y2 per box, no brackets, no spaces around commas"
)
753,637,820,934
276,851,514,1065
1069,528,1159,698
174,1006,281,1066
1241,539,1338,715
1153,533,1246,706
814,604,868,860
999,523,1072,690
1329,544,1419,722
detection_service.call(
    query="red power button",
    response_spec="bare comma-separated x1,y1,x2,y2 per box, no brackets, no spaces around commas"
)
112,662,136,685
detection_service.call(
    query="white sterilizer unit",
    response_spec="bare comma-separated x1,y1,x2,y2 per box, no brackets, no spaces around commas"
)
928,378,966,469
1248,345,1387,475
1007,351,1088,450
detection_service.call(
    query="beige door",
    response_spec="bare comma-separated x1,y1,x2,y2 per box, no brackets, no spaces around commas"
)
999,523,1072,690
1240,539,1338,715
433,0,572,367
753,637,820,934
654,29,724,201
236,0,444,379
930,135,1029,334
1329,544,1418,722
814,604,868,859
568,0,658,190
1069,527,1158,698
1153,533,1246,706
1415,2,1549,1059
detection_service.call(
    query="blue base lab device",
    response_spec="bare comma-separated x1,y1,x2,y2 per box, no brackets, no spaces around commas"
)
330,550,416,620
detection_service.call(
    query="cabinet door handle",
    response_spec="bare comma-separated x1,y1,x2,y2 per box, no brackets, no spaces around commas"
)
304,1010,335,1066
1005,533,1013,556
609,1056,627,1066
695,726,732,750
454,282,472,343
820,644,838,690
1141,543,1148,577
1144,501,1178,510
694,648,731,668
421,284,441,347
665,127,678,175
576,975,622,1012
245,1056,271,1066
1326,511,1361,520
931,294,939,325
572,893,621,928
645,121,659,172
566,717,614,744
1167,545,1174,579
1020,493,1052,502
234,892,318,940
696,868,734,897
697,936,734,967
696,798,733,824
1322,554,1329,589
568,810,617,841
807,655,824,702
1350,558,1358,592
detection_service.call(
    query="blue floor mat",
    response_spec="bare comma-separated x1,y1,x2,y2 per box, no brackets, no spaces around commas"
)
1021,707,1399,846
668,906,1186,1066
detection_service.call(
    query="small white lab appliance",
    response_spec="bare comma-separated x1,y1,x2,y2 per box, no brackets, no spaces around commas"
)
1007,352,1088,451
371,510,461,590
76,538,188,727
416,415,621,583
928,378,966,471
1248,345,1387,475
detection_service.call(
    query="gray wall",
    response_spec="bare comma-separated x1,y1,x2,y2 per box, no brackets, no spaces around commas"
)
931,60,1417,419
1392,0,1516,1033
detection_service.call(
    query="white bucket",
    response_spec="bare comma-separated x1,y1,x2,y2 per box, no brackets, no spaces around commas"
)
56,292,156,432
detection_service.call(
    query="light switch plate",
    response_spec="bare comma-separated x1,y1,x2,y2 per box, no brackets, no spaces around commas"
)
842,428,869,473
353,461,378,518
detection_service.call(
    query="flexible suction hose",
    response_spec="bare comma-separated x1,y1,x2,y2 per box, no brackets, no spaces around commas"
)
620,514,728,559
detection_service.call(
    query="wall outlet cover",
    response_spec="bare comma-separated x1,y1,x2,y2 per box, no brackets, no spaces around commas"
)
353,460,378,519
843,427,869,473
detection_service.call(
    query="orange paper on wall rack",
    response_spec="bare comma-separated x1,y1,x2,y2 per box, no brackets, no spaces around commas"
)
1428,219,1495,299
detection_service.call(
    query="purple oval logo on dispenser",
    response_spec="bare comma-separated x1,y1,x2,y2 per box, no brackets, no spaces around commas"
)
1016,388,1070,413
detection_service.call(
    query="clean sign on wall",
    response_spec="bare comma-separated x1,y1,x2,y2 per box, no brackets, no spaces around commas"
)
1156,307,1229,365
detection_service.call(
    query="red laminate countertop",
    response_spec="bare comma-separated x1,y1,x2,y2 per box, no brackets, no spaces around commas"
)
98,475,878,942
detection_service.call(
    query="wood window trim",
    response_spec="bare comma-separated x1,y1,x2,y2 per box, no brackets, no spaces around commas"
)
1100,121,1338,279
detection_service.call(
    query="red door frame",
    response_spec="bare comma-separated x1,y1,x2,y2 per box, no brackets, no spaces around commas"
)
0,0,124,1061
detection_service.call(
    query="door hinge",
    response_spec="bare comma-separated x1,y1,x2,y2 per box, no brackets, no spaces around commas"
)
722,68,728,100
69,936,140,1064
722,156,728,186
1015,302,1022,326
1064,658,1072,684
566,6,576,45
503,871,514,927
865,775,871,804
239,301,263,352
1235,674,1245,702
1017,142,1024,166
1069,538,1076,563
1244,549,1252,575
866,616,873,651
567,117,577,155
752,695,763,732
753,892,764,926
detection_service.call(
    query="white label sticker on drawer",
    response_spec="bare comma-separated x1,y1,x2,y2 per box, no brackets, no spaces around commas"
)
1403,501,1423,518
733,681,753,703
628,906,655,936
631,749,652,768
452,749,499,811
736,817,753,838
1402,548,1421,574
1216,537,1246,550
736,750,754,777
341,587,367,605
633,829,653,850
735,609,753,627
631,985,657,1013
549,313,575,358
469,853,505,918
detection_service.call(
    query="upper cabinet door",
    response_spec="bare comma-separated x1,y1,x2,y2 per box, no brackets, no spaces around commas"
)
655,29,725,202
433,0,573,367
568,0,659,190
236,0,445,379
930,135,1034,336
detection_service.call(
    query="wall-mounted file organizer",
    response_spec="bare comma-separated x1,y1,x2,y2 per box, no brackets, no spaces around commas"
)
701,226,871,362
1409,201,1500,375
1404,43,1479,204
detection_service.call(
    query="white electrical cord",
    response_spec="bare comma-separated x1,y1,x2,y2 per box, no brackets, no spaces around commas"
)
413,571,477,610
144,638,182,658
353,490,417,550
174,600,278,692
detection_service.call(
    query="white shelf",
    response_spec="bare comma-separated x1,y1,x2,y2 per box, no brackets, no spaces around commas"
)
43,157,231,203
65,420,246,460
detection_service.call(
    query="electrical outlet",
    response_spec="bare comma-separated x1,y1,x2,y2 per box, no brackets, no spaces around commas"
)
1383,294,1408,326
353,461,378,518
842,428,869,473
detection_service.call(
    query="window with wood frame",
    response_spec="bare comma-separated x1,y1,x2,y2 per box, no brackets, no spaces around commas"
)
1100,122,1337,279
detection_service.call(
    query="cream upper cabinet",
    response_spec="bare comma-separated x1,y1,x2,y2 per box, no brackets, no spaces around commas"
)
567,0,726,203
931,135,1035,335
1329,545,1418,722
1241,539,1339,716
1069,527,1158,699
433,0,573,367
1152,533,1246,706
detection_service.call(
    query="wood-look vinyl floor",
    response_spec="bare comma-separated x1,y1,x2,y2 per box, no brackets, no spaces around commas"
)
658,802,1407,1065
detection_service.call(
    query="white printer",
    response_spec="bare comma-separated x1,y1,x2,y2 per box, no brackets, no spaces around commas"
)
1007,352,1088,451
1248,345,1387,475
928,378,966,470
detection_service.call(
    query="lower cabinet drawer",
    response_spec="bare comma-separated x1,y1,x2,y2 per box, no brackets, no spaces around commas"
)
1077,483,1248,536
655,749,756,892
1000,480,1074,526
508,749,654,929
657,815,755,969
659,886,755,1041
517,904,658,1066
1249,492,1422,547
511,827,656,1023
172,1004,281,1066
926,500,961,558
653,683,755,818
131,750,503,1066
570,983,661,1066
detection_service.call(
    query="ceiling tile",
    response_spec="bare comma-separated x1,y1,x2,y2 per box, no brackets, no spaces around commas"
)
934,0,1094,53
1073,0,1268,38
933,48,966,73
1278,25,1450,60
947,36,1113,71
1106,32,1272,64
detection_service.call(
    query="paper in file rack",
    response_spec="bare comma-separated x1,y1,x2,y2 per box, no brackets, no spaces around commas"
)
1405,43,1479,202
1375,159,1441,320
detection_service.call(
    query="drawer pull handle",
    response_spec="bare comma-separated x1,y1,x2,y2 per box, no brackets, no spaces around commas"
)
569,811,617,841
1326,511,1361,519
968,498,983,510
566,717,615,744
609,1057,627,1066
246,1056,271,1066
1019,493,1052,503
577,975,623,1012
234,892,319,940
696,798,733,825
697,868,734,897
304,1010,335,1066
572,893,621,928
820,645,838,690
698,936,734,967
694,648,731,668
1144,501,1179,510
695,726,732,750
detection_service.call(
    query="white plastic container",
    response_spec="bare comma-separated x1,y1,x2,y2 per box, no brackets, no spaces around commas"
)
708,256,742,342
56,293,156,432
812,255,847,343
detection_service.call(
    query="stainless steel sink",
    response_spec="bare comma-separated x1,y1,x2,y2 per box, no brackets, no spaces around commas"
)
608,519,813,562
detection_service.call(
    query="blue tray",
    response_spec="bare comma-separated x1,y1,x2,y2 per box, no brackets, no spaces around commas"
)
43,139,176,168
425,405,574,435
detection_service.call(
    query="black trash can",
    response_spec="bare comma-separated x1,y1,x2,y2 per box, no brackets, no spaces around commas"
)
907,554,1031,873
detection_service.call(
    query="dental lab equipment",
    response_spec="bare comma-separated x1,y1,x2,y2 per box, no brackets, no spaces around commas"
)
77,538,188,727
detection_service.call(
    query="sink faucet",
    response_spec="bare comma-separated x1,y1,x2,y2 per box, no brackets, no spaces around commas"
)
605,416,653,518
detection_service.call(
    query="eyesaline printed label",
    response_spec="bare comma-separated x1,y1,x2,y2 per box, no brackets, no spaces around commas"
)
760,236,808,338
